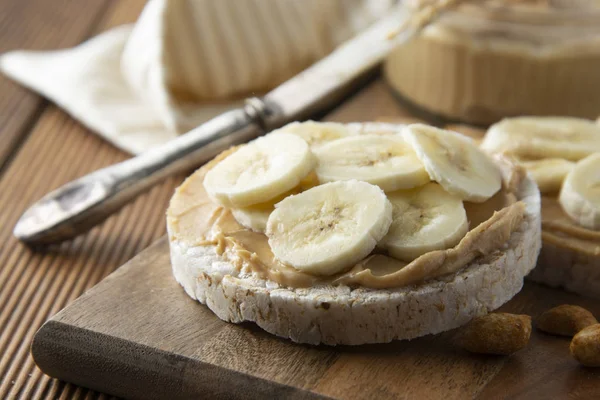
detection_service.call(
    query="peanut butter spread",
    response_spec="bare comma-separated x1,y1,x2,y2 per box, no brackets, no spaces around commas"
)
541,197,600,256
386,0,600,124
167,147,527,289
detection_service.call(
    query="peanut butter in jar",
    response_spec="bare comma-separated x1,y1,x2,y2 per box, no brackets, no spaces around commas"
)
385,0,600,124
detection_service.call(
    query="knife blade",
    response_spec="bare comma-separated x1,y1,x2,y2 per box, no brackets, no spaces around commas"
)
14,7,423,245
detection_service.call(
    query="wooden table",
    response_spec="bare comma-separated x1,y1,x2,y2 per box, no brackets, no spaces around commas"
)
0,2,422,398
8,1,600,399
0,1,171,398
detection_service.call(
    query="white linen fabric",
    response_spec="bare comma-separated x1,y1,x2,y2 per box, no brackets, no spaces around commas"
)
0,0,394,154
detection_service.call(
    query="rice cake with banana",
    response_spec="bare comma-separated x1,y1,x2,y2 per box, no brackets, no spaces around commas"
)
482,116,600,298
167,122,541,345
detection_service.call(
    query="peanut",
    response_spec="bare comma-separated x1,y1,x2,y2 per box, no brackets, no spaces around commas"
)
455,313,531,355
536,305,597,337
570,324,600,367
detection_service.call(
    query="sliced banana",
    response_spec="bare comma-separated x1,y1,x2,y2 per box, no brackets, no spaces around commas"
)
203,133,315,208
231,207,271,233
520,158,575,194
482,117,600,161
231,173,320,232
314,134,430,192
355,122,406,136
404,124,501,202
274,121,354,149
559,153,600,230
379,183,468,262
266,180,392,276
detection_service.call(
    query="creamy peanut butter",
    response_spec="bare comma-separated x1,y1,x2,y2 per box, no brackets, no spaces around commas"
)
386,1,600,124
167,147,527,289
541,196,600,256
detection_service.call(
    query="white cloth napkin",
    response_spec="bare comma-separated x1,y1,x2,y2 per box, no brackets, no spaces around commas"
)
1,0,394,154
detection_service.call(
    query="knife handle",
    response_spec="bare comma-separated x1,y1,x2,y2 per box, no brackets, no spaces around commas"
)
14,98,268,245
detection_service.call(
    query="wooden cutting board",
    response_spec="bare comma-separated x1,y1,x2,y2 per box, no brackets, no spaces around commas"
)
31,81,600,400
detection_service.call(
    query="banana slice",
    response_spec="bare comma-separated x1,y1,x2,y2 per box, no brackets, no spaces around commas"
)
266,180,392,276
482,117,600,161
354,122,406,136
231,207,271,233
404,124,501,202
203,133,315,208
274,121,354,149
231,173,320,232
314,134,430,192
379,183,468,262
520,158,575,194
559,153,600,230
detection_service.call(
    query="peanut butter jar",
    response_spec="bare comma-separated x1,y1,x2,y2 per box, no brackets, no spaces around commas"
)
385,1,600,124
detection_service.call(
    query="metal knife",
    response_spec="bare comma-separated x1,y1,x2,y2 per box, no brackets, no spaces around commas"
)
14,8,424,245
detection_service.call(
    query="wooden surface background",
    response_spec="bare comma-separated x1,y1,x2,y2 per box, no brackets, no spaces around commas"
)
0,1,421,398
5,1,599,399
0,1,172,399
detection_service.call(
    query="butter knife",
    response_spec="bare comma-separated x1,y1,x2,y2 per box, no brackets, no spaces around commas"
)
14,8,424,245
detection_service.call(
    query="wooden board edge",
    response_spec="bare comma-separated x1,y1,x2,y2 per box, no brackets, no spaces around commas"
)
31,320,183,399
31,320,328,400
